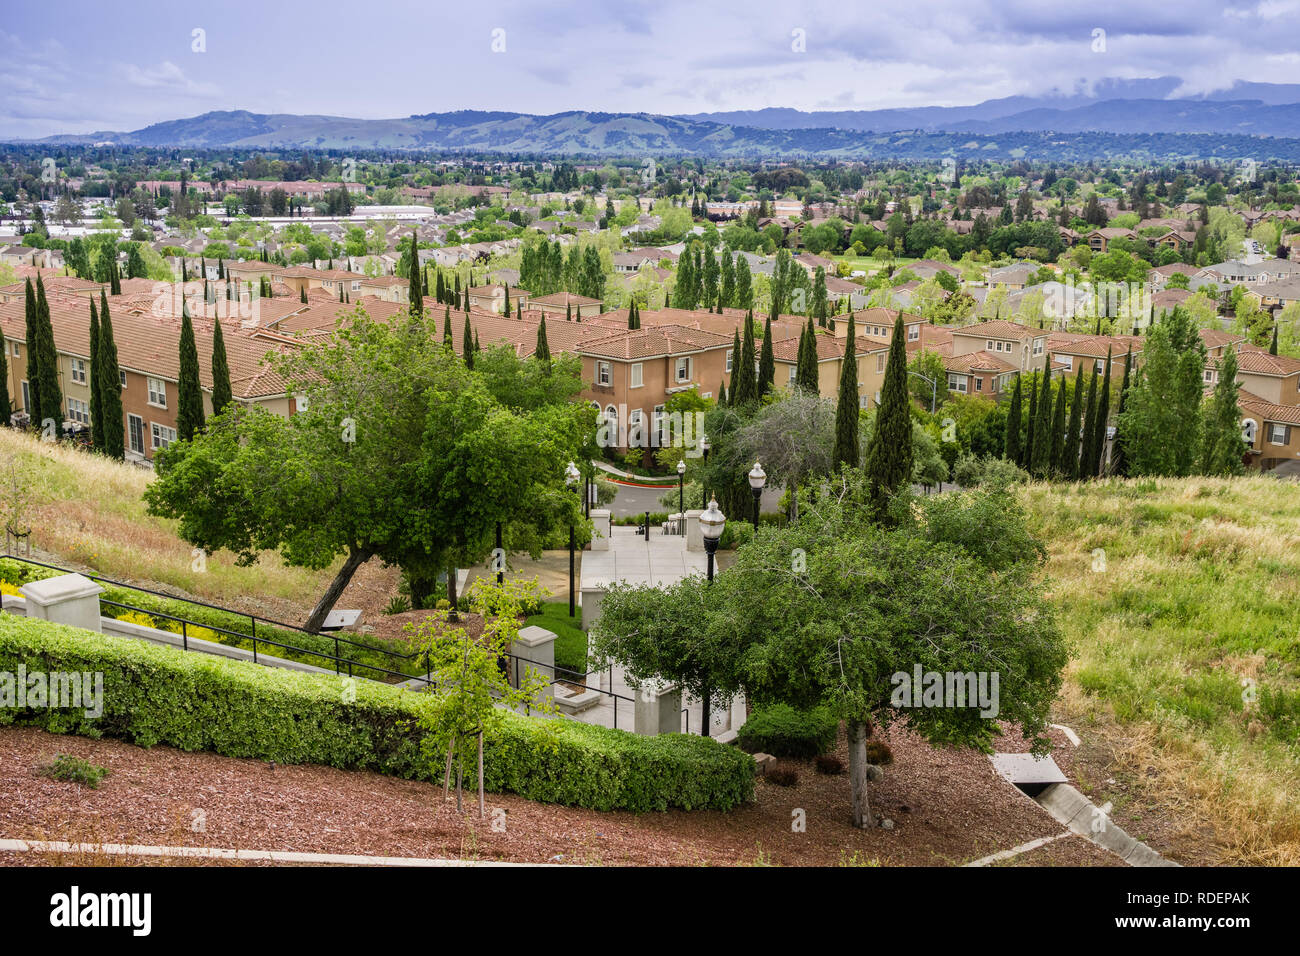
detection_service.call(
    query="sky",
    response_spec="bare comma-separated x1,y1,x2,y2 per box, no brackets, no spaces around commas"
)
3,0,1299,138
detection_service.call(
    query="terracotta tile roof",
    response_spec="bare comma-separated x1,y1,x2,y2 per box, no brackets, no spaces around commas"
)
578,325,732,360
1047,332,1143,358
1239,393,1300,426
944,350,1017,374
953,319,1042,340
1217,349,1300,377
529,291,602,306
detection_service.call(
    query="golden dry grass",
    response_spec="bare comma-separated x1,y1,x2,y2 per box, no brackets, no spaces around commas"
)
1021,475,1300,865
0,427,332,605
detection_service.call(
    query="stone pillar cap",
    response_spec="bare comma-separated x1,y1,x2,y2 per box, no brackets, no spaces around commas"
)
19,573,105,608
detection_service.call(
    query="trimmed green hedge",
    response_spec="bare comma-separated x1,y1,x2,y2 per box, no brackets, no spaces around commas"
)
0,614,754,812
737,703,839,759
0,558,423,682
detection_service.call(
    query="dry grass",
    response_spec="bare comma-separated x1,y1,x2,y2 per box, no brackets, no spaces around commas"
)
1021,475,1300,865
0,428,332,606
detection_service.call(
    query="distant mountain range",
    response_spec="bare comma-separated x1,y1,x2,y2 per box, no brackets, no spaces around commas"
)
23,80,1300,159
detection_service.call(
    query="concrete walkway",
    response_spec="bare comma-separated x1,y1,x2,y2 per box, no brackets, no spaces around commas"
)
574,525,744,736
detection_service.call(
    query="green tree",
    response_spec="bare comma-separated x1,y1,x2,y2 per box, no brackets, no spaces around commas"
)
210,319,233,416
535,317,551,369
757,313,775,398
1004,374,1023,465
406,230,423,316
862,315,914,515
1047,372,1068,477
732,312,758,407
33,277,62,436
1063,365,1085,479
1029,358,1053,476
1110,348,1134,477
1200,345,1246,476
1118,306,1206,476
89,297,103,450
176,304,205,442
833,314,861,471
1086,355,1112,478
96,291,124,459
592,475,1065,828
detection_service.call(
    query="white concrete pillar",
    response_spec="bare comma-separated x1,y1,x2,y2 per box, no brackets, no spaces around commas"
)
580,582,606,632
685,509,704,552
589,509,611,551
510,625,556,706
634,682,682,735
19,574,104,632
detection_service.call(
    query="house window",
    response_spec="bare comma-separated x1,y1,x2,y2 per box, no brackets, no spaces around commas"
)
725,349,734,373
1033,338,1044,355
876,354,885,373
1204,369,1214,383
630,363,643,388
128,414,144,455
67,397,89,424
947,374,967,394
1269,423,1291,446
675,357,690,383
653,404,666,444
907,326,919,341
10,342,17,358
628,408,644,445
20,380,30,412
120,370,127,389
986,340,994,351
974,377,983,392
597,361,612,386
603,405,618,437
151,422,177,450
1058,355,1072,370
70,358,87,384
148,377,167,408
788,365,797,383
1095,359,1105,374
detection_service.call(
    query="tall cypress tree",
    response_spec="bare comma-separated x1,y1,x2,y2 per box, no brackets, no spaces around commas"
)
1048,373,1068,477
732,311,758,406
794,323,810,392
34,276,62,435
1030,357,1053,475
1004,374,1023,464
728,329,741,405
1024,366,1039,469
535,317,551,368
210,319,233,416
862,314,912,515
798,316,819,393
462,314,475,369
443,306,453,350
23,279,41,421
0,307,9,425
97,290,124,459
1080,368,1100,478
832,314,861,472
718,379,728,405
1111,348,1133,477
407,231,423,316
1064,365,1085,479
1089,352,1113,477
89,297,103,450
176,303,205,442
757,312,775,397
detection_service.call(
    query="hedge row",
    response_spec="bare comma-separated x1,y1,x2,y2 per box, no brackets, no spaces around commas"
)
737,702,839,758
0,614,754,812
0,558,423,682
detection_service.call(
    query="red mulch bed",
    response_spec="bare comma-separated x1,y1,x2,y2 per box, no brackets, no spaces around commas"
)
0,722,1120,867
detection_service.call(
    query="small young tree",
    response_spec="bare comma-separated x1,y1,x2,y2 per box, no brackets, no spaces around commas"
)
409,578,555,816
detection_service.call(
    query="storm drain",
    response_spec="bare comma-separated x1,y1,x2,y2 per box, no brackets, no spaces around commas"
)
990,753,1068,798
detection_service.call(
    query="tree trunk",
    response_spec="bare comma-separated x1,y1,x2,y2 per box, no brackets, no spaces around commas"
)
446,560,459,623
477,731,485,820
443,739,456,802
303,546,373,633
847,718,876,829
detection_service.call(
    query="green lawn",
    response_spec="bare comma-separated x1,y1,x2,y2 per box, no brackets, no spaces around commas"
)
525,600,589,679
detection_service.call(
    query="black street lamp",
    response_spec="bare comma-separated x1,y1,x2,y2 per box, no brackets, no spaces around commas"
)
565,461,581,617
747,461,766,533
699,432,710,508
676,458,686,527
698,498,726,737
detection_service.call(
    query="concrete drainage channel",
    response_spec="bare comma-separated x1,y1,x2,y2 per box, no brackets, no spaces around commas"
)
983,753,1179,867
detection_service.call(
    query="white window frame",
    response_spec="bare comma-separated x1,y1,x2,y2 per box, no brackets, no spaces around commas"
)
1032,338,1044,355
630,363,643,388
788,364,797,383
151,422,177,451
128,414,144,455
1269,423,1290,446
907,325,919,341
70,357,87,384
596,361,612,386
147,377,168,408
974,377,983,392
1058,354,1072,370
10,342,18,357
1095,359,1105,374
67,397,89,424
725,349,734,373
675,356,690,383
119,370,127,389
947,374,967,394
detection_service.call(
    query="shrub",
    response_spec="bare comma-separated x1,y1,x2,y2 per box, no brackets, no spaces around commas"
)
953,454,1029,489
737,703,839,758
384,595,412,615
0,614,754,813
814,754,845,775
40,754,109,789
765,762,799,787
864,740,894,765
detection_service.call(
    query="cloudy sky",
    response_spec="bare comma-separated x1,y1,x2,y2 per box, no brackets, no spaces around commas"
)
4,0,1299,138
